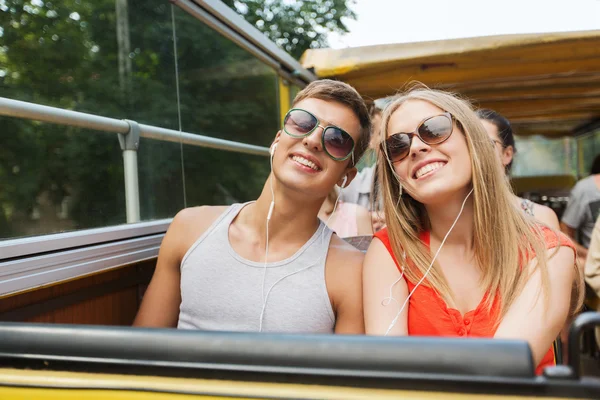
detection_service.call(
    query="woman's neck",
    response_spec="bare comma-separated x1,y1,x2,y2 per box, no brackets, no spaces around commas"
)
425,191,475,250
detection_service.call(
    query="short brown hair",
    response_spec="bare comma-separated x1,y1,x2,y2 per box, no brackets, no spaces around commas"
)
292,79,371,165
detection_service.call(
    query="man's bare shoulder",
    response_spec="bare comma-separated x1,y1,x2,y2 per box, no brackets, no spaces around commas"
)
168,206,229,253
172,205,229,229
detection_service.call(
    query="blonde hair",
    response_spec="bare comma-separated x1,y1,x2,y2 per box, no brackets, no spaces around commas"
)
375,87,583,319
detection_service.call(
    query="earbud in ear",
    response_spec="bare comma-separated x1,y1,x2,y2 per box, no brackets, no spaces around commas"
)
341,175,348,188
270,143,278,156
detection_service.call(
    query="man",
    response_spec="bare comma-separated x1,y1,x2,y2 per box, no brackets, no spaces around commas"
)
585,216,600,298
560,154,600,261
584,215,600,348
134,79,371,334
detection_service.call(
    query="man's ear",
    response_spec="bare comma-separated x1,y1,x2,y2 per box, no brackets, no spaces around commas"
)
270,131,282,153
338,167,358,188
271,130,282,147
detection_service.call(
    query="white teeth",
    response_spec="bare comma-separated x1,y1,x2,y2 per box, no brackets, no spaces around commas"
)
292,155,320,171
415,162,445,178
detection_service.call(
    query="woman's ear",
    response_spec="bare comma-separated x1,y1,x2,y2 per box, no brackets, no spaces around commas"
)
502,145,514,168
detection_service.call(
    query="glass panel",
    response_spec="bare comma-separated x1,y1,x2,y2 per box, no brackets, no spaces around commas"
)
0,0,186,238
130,1,185,220
138,139,185,220
0,117,125,240
577,130,600,177
512,135,577,177
183,146,269,207
172,6,277,206
173,6,280,148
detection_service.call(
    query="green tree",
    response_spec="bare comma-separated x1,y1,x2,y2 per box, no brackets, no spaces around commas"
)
222,0,356,59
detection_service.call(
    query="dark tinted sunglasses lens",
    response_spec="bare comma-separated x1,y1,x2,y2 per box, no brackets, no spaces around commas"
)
386,134,411,162
323,127,354,159
284,110,317,136
418,115,452,144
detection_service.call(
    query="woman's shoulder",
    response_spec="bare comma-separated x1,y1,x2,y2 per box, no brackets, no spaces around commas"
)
373,226,390,245
531,203,560,230
535,224,575,251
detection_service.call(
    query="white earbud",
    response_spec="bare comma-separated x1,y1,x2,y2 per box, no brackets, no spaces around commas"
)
270,143,278,156
340,175,348,188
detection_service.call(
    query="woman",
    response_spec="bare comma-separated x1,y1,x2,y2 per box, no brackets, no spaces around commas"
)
477,109,560,230
319,186,373,238
362,88,583,375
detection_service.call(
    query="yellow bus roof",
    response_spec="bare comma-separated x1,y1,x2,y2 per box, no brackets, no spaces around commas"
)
301,30,600,137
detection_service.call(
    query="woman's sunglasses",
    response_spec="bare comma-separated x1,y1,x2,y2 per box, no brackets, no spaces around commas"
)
384,112,454,163
283,108,355,162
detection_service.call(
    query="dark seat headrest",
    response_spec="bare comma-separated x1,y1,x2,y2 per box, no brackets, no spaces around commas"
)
0,322,534,379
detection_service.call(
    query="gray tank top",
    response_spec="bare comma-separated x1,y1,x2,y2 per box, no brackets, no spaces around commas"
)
177,202,335,333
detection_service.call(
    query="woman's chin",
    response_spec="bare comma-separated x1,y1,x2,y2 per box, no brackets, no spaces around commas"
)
410,184,472,206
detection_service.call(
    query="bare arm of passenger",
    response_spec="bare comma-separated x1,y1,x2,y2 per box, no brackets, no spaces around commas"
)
585,218,600,297
355,204,374,236
494,246,576,366
363,238,408,336
534,204,560,231
371,210,386,233
133,206,226,327
560,222,588,260
327,235,365,334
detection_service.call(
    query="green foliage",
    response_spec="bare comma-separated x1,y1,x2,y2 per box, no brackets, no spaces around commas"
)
222,0,356,59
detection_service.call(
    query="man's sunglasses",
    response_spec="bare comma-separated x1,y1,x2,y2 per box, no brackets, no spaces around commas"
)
283,108,355,162
384,112,454,163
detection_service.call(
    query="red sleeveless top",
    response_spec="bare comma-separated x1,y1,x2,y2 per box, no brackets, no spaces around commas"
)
373,226,575,375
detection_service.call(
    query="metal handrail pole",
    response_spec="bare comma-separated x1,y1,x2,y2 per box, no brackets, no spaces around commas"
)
119,120,142,223
0,97,130,133
0,97,270,157
139,124,269,156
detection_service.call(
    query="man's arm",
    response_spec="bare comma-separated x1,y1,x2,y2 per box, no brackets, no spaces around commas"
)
326,235,365,334
560,222,588,261
355,204,374,236
585,217,600,297
561,183,587,258
133,206,226,327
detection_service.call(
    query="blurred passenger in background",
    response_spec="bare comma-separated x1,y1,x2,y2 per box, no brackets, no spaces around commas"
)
477,109,560,230
341,98,390,232
319,187,373,238
561,154,600,262
583,214,600,347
